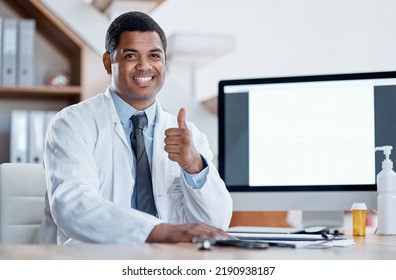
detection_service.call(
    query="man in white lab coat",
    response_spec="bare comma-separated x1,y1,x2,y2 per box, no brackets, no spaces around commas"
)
35,11,233,244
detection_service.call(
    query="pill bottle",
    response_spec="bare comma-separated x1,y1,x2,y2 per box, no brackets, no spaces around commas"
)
351,203,367,236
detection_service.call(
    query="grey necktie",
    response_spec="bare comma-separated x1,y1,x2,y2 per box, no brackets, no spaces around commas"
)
130,114,157,216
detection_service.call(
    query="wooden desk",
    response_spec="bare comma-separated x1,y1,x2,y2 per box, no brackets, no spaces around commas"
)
0,234,395,260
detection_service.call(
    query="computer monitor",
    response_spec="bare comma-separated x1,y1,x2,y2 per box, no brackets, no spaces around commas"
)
218,71,396,229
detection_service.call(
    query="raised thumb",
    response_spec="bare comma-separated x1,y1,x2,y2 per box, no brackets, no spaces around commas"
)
177,107,187,128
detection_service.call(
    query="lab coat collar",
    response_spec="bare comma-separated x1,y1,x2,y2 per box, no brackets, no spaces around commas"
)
104,88,121,124
108,87,156,128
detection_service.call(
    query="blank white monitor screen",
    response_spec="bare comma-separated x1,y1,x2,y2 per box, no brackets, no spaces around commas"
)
218,71,396,217
249,80,374,187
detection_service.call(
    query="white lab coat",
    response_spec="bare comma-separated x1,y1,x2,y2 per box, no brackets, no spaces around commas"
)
35,88,233,244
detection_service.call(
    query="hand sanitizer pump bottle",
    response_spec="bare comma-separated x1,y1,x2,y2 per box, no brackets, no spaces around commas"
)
375,146,396,235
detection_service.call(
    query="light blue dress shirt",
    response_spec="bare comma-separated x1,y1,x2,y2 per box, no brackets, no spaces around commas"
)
110,89,208,208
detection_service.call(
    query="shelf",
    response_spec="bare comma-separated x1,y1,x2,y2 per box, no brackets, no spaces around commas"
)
0,0,84,105
0,0,84,164
0,86,81,104
3,0,83,86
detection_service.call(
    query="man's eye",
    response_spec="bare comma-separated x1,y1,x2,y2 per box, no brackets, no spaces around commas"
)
151,53,162,59
125,54,137,59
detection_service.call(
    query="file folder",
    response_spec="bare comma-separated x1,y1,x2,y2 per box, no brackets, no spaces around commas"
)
1,18,18,86
10,110,28,163
27,110,45,163
17,19,35,86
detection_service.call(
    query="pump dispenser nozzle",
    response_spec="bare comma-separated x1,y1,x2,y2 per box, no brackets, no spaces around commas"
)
375,146,393,169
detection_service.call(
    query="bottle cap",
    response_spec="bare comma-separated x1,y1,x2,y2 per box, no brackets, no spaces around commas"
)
351,202,367,210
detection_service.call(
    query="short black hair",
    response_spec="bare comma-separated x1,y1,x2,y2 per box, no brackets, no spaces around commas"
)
105,11,167,56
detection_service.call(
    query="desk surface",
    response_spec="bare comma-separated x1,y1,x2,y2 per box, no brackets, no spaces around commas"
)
0,234,395,260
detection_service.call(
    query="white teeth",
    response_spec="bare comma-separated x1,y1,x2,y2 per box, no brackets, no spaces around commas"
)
134,77,152,82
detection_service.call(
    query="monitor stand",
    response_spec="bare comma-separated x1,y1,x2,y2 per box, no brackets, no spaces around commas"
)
301,211,345,234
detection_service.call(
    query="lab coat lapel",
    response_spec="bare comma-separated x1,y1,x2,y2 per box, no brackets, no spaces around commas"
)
104,89,134,206
152,103,169,187
114,121,131,153
104,89,132,153
153,123,167,167
152,103,172,220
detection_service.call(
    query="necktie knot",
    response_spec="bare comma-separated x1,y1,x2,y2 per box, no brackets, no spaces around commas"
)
131,114,147,131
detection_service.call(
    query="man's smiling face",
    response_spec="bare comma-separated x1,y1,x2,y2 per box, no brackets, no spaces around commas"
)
103,31,166,110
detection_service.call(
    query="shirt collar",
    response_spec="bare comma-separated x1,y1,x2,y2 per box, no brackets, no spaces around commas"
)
110,87,156,127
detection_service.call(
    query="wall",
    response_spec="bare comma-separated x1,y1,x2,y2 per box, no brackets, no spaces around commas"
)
154,0,396,100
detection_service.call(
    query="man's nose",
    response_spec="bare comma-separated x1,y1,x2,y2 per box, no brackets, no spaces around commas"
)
136,58,152,71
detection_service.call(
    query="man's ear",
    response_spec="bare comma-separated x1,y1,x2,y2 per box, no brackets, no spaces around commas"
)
103,52,112,75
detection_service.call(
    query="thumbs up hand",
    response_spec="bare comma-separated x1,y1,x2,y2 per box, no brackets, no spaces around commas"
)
164,108,204,174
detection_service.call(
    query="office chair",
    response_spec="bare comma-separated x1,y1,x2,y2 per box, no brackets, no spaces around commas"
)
0,163,46,244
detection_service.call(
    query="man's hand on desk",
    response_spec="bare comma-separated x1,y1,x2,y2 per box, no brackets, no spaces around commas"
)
146,223,230,243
